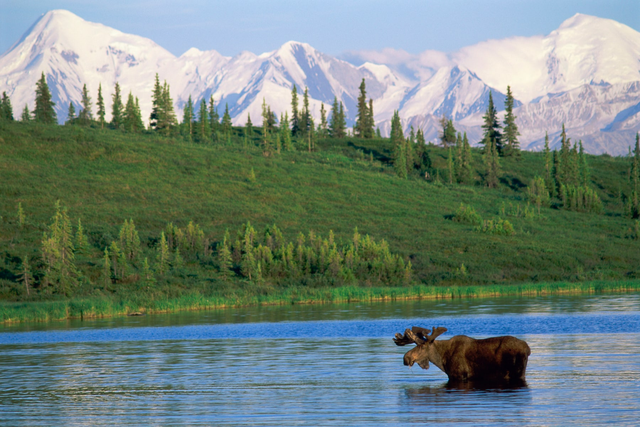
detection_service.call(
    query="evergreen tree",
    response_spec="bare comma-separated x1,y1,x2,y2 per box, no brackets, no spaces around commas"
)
182,95,194,141
221,103,232,136
20,104,31,122
149,73,162,130
329,97,340,138
502,85,520,157
290,84,300,136
631,133,640,193
78,83,92,125
33,72,57,124
19,256,32,296
156,232,170,275
245,113,253,139
195,98,210,143
110,82,124,130
558,123,571,186
280,112,293,151
480,91,502,154
459,132,472,184
391,111,407,179
299,87,310,137
261,98,273,155
439,115,456,147
123,92,144,133
319,103,328,137
579,140,590,187
41,201,77,295
337,101,347,138
483,135,500,188
208,95,220,138
367,98,375,138
96,83,105,129
1,91,14,121
543,132,554,195
160,82,177,135
218,229,233,277
66,102,76,125
447,147,456,184
355,78,370,138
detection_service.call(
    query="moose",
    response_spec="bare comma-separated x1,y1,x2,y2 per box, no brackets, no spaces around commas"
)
394,326,531,383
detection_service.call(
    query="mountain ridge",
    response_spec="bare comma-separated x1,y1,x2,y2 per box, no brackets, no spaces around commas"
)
1,10,639,154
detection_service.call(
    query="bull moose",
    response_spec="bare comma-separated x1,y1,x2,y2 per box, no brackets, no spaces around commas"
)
394,326,531,383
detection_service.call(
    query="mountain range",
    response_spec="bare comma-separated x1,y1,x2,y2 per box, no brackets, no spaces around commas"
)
1,10,639,154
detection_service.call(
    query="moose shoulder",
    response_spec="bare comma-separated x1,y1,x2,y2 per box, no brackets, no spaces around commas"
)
394,326,531,383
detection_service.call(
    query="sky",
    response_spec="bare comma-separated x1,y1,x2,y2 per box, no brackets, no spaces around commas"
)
1,0,639,58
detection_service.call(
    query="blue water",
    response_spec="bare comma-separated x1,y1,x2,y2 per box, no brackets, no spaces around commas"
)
1,294,639,426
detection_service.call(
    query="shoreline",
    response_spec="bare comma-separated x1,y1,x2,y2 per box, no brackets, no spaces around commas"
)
2,280,639,324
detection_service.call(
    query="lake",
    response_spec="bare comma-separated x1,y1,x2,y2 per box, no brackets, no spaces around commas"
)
1,294,639,426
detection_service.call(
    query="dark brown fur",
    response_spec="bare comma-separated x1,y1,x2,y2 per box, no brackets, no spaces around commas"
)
394,326,531,382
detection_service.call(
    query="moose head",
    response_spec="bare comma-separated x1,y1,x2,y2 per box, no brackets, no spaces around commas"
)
394,326,448,371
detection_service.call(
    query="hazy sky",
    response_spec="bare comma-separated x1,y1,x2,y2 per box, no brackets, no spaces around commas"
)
1,0,639,58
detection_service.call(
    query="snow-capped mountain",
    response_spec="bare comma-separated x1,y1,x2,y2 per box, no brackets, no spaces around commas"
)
1,10,639,154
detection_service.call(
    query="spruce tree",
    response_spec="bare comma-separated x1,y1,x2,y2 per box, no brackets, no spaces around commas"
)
391,111,407,179
78,83,92,125
197,98,211,142
329,97,340,138
1,91,14,121
33,72,57,124
502,85,520,157
208,95,219,136
543,132,554,194
182,95,194,141
299,87,310,137
579,140,590,187
149,73,162,130
480,91,502,154
483,135,500,188
21,104,31,122
19,256,32,296
261,98,273,156
159,82,177,135
459,132,472,184
290,84,299,136
245,113,253,140
221,103,232,137
97,83,105,129
447,147,455,184
439,115,456,147
367,98,375,138
123,92,143,133
337,102,346,138
66,102,76,125
319,103,328,137
558,123,571,186
281,112,293,151
111,82,124,130
355,78,369,138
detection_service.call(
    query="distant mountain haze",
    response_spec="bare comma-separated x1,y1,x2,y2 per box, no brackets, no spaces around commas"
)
1,10,639,154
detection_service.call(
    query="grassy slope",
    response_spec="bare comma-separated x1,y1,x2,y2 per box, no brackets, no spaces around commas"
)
1,121,639,320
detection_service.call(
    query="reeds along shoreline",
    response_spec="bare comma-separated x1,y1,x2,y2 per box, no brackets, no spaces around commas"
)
2,280,639,324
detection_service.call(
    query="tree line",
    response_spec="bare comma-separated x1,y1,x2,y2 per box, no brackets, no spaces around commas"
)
14,202,412,297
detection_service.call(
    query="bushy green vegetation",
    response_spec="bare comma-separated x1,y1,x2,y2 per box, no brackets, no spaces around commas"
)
1,116,640,322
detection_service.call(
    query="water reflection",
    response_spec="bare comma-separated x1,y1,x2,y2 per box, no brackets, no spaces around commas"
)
2,293,639,334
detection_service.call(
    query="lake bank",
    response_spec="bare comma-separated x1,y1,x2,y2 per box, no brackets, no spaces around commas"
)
2,279,640,324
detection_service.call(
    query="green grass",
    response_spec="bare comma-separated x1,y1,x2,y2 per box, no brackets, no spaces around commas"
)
1,120,640,323
2,279,638,323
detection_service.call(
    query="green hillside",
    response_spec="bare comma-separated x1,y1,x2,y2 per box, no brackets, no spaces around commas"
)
1,120,639,320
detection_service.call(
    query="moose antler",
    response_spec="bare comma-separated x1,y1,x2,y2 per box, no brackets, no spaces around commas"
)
393,326,448,346
427,326,448,343
393,326,431,346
